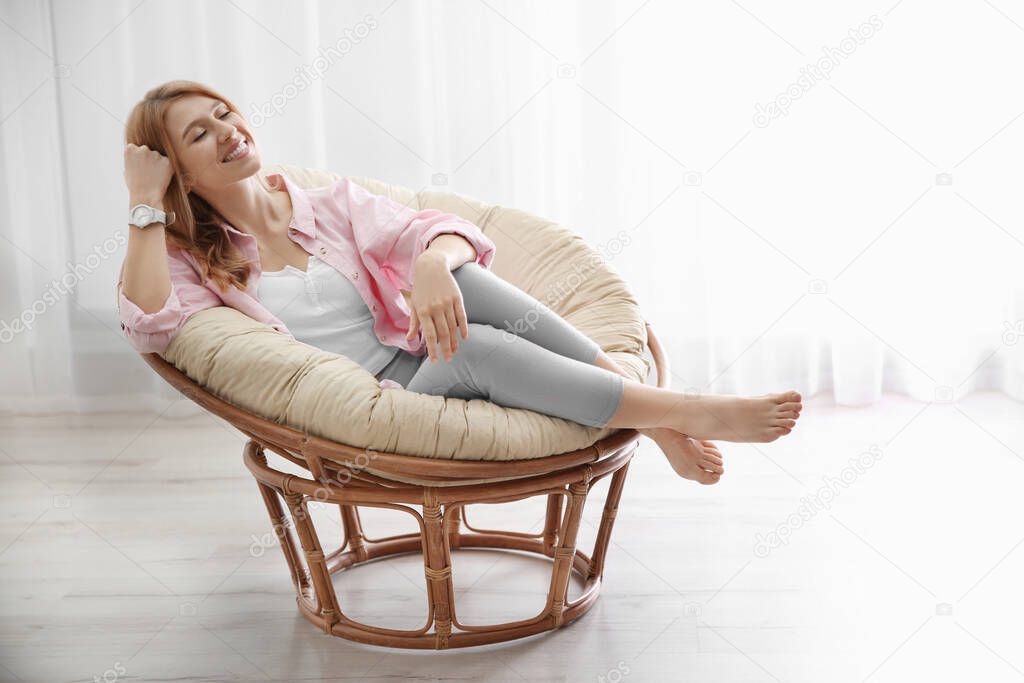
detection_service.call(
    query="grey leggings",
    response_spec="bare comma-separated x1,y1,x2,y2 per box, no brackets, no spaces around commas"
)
374,261,625,428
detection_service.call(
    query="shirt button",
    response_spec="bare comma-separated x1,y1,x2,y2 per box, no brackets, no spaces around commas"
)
319,247,327,255
352,272,359,279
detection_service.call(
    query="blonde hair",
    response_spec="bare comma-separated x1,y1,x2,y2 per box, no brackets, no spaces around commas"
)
118,79,272,305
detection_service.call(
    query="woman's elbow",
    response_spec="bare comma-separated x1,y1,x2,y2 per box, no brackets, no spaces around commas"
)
122,326,174,355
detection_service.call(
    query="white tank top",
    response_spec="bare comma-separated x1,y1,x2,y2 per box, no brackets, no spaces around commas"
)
256,254,400,376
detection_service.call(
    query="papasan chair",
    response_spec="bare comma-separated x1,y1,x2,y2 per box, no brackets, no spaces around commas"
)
139,163,670,649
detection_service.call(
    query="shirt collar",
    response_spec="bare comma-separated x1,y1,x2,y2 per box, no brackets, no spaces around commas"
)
216,170,317,240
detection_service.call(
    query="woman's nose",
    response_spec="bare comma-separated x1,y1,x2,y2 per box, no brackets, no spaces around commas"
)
218,123,237,142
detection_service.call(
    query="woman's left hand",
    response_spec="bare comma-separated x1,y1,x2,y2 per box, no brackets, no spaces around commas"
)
405,254,469,363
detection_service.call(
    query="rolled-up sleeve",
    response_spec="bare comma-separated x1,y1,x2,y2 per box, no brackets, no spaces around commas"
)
338,179,496,291
117,248,222,355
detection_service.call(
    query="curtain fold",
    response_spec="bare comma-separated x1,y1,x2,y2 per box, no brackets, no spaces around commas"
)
1,0,1021,414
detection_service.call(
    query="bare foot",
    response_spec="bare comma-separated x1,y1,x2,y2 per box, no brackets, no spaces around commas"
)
647,428,724,485
672,391,803,443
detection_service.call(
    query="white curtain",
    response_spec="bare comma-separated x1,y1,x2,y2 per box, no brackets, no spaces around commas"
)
1,0,1021,414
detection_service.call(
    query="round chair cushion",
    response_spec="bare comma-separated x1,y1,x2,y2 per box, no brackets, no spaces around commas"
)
159,163,650,461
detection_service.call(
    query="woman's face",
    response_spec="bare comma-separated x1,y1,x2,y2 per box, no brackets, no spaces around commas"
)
164,94,260,195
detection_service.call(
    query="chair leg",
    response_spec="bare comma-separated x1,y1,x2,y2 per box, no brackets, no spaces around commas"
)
251,445,311,600
588,460,630,580
422,488,455,649
446,504,463,549
542,493,563,554
546,479,589,627
255,480,309,598
282,492,342,633
339,505,368,562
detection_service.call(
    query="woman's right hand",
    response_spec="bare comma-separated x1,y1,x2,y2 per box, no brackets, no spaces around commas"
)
124,143,173,205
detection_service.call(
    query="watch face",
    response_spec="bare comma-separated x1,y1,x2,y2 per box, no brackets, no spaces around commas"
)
132,206,154,226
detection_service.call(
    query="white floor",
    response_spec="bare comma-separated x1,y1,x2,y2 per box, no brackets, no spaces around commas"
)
1,392,1022,683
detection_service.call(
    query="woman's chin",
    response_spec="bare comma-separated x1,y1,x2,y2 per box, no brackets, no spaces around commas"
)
225,153,261,179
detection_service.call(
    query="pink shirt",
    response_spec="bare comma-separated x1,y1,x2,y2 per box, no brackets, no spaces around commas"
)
117,171,497,356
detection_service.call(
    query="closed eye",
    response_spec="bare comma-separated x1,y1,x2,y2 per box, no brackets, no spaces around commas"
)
192,110,232,142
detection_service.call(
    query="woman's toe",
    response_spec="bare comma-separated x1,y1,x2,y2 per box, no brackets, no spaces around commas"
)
697,470,722,485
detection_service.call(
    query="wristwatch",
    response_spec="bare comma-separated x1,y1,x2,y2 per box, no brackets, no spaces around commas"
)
128,203,176,229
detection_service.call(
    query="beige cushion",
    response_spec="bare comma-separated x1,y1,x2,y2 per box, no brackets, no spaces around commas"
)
160,163,650,462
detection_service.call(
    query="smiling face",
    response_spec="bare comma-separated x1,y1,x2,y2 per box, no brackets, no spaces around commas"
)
164,94,261,195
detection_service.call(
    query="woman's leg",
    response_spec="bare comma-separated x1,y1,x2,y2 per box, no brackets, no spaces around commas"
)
405,322,624,428
445,263,729,476
449,262,681,433
448,264,703,426
403,320,802,442
449,262,802,441
385,262,622,426
446,261,602,364
403,263,802,449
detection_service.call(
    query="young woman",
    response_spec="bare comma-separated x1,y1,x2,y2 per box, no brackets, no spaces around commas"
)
117,80,802,486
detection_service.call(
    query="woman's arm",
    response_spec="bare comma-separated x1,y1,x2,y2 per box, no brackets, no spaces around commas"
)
399,234,476,310
121,144,175,313
117,248,223,355
332,178,497,361
338,178,496,292
419,233,477,270
121,197,173,313
117,144,223,354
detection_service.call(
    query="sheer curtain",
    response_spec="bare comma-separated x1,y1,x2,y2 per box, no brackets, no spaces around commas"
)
1,0,1021,415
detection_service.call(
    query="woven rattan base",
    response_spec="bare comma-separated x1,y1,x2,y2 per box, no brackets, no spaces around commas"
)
243,437,636,649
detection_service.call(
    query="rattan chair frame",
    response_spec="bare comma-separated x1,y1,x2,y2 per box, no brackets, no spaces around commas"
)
141,321,669,649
